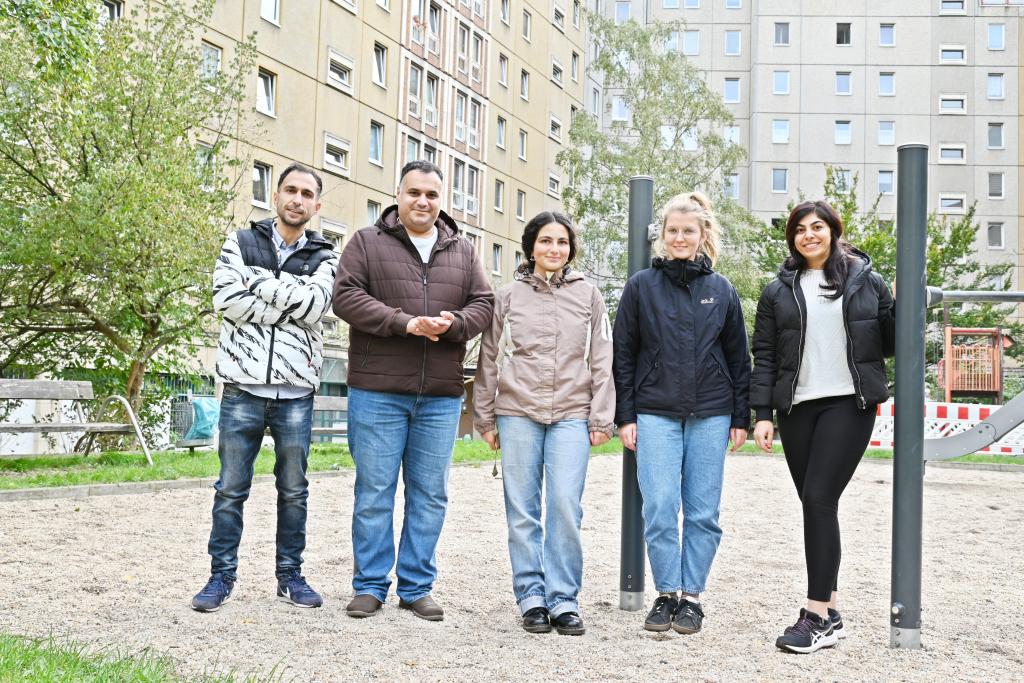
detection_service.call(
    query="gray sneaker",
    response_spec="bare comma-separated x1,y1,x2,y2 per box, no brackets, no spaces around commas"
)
672,599,705,634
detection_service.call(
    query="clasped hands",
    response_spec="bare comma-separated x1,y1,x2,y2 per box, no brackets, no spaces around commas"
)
407,311,456,341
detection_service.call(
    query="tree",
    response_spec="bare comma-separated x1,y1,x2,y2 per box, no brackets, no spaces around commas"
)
0,0,256,418
0,0,99,83
557,13,754,312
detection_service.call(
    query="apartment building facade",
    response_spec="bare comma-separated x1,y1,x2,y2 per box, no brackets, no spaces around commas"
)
609,0,1024,286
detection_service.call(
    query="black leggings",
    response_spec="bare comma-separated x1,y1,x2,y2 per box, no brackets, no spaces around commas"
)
777,395,876,602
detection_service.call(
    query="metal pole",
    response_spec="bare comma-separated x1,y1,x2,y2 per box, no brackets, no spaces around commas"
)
891,144,927,649
620,175,653,611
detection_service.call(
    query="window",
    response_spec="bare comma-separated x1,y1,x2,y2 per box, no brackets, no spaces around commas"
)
473,0,484,18
456,24,469,73
515,251,523,268
320,221,346,252
501,0,510,24
328,50,354,94
573,0,581,28
682,128,698,151
571,52,579,81
989,172,1004,199
494,179,505,211
772,119,790,143
612,96,630,121
454,92,467,142
836,23,851,45
369,122,384,165
591,87,600,114
324,133,351,175
499,54,509,86
516,189,526,220
367,200,382,224
373,43,387,87
989,24,1005,50
200,42,221,80
492,243,503,274
471,33,483,82
724,77,740,103
835,169,852,191
772,71,789,95
468,99,481,148
725,30,741,56
408,64,422,116
256,69,276,116
665,31,679,52
411,0,426,43
496,116,507,148
878,120,895,145
548,174,561,198
939,194,965,213
835,71,851,95
940,47,965,62
774,22,790,46
377,0,389,9
102,0,124,21
664,0,679,7
466,166,479,214
520,69,530,100
988,122,1004,149
554,7,565,30
878,170,894,194
724,173,739,199
683,30,700,55
988,222,1004,249
522,10,532,39
552,60,564,85
427,3,441,53
452,160,465,210
406,136,420,163
261,0,279,23
424,144,437,163
723,125,739,144
771,168,788,193
252,162,272,208
879,23,895,46
549,115,563,142
939,145,965,163
518,129,527,159
940,96,965,113
878,72,895,96
424,75,438,126
726,0,741,7
988,73,1004,100
940,1,964,11
615,1,631,23
684,0,699,7
834,121,852,145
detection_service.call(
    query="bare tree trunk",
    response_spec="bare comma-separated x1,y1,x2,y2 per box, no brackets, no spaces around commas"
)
125,358,146,412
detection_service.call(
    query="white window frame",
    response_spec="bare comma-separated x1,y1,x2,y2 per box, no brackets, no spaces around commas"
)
772,119,790,144
939,193,966,214
549,114,563,142
988,23,1006,51
725,0,741,7
988,172,1005,199
835,169,853,191
466,165,479,215
520,69,530,101
547,173,561,198
551,59,564,86
456,24,469,74
496,116,507,149
836,22,851,46
684,0,699,7
327,49,354,95
260,0,280,25
323,133,352,176
200,42,222,81
500,0,510,25
940,0,965,14
424,74,438,126
724,77,740,103
492,243,503,275
427,3,440,54
835,71,852,96
664,0,680,6
494,179,505,212
725,173,739,199
369,121,384,166
452,160,465,210
252,161,272,208
723,125,740,144
256,68,276,117
571,52,579,81
938,144,966,164
834,120,852,145
470,33,483,82
320,219,348,253
573,0,581,28
988,122,1005,149
516,189,526,221
518,129,528,160
939,95,966,114
553,7,565,31
771,168,788,193
406,135,421,163
522,10,532,40
683,30,700,55
612,95,630,121
614,1,631,24
367,200,382,224
774,22,790,47
878,72,895,97
454,91,468,142
468,99,481,149
940,45,966,63
988,73,1005,100
407,63,423,116
879,23,895,47
724,30,741,56
987,222,1005,249
878,120,895,146
372,43,387,88
878,170,894,195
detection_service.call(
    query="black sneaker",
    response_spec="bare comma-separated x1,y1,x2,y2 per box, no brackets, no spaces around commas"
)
644,595,679,632
775,608,838,654
672,599,705,634
191,573,234,612
828,607,846,639
277,571,323,608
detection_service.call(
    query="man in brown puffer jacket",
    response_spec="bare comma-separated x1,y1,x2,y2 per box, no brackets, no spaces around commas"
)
332,160,494,622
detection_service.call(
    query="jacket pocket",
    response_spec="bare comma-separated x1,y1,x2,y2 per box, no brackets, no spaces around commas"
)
635,354,660,391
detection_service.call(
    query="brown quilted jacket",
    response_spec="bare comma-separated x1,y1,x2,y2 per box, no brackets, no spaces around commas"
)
331,206,494,397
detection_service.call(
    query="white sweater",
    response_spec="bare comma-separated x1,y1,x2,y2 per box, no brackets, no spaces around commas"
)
793,269,855,404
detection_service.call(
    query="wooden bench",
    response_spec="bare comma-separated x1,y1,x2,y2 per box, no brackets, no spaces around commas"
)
0,379,153,465
312,395,348,439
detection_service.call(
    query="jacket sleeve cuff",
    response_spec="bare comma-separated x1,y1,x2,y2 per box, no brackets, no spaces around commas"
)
754,408,775,422
475,421,495,435
392,312,415,336
588,421,615,437
731,417,750,430
615,413,637,428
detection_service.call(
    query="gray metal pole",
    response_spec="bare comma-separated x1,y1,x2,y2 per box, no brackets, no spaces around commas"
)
891,144,928,649
620,175,653,611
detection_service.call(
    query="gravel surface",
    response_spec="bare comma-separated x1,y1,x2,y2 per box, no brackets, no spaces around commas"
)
1,453,1021,682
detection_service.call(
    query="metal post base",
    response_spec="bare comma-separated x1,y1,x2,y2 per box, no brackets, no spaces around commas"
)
890,626,921,649
619,590,645,611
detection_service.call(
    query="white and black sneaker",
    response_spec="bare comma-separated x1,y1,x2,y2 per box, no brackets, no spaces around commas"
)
775,608,838,654
828,607,847,639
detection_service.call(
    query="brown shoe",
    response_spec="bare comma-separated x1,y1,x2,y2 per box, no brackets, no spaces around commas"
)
345,594,383,618
398,595,444,621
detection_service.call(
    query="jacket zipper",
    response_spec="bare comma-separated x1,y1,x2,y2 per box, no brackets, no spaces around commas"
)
418,263,428,395
788,279,805,415
841,286,868,409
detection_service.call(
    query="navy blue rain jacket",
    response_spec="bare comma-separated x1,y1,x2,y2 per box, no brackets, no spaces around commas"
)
613,256,751,428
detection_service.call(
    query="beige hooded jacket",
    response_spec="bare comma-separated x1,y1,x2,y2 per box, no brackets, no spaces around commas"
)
473,269,615,436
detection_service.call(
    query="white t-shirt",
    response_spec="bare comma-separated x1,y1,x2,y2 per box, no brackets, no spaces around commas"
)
408,229,437,263
793,269,856,404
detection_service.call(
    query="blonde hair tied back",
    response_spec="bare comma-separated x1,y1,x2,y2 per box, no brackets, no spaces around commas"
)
655,190,722,266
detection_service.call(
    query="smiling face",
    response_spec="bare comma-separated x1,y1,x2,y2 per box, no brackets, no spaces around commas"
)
662,211,702,261
396,169,443,235
273,170,321,230
792,212,833,269
531,222,572,277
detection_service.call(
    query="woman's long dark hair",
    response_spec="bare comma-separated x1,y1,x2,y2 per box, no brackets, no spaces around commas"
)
784,200,855,300
514,211,578,279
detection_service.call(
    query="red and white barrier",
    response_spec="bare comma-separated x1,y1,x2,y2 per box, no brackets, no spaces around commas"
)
870,400,1024,455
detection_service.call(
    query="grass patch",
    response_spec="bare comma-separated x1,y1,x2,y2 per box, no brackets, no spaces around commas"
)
0,633,270,682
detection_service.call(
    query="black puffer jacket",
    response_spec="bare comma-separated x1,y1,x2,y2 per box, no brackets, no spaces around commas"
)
613,256,751,428
749,249,896,421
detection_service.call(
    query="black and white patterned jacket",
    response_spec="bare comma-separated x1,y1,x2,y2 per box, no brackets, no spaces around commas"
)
213,219,338,390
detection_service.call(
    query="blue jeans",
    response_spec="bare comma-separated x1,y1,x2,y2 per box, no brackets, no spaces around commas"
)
497,416,590,617
347,387,462,603
207,385,313,582
635,413,731,595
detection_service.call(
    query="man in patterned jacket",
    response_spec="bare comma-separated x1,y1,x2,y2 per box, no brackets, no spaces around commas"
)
190,163,338,612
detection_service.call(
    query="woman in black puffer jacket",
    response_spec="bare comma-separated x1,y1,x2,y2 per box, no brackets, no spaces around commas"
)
750,200,895,654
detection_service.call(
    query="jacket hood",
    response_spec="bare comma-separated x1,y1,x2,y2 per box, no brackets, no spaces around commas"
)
652,254,714,286
776,247,873,287
513,264,585,288
250,217,334,251
375,204,461,249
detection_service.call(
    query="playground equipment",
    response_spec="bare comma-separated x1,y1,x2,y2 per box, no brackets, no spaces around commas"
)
940,326,1008,403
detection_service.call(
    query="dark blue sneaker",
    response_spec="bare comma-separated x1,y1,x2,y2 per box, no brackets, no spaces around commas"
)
828,607,847,639
277,571,323,608
191,573,234,612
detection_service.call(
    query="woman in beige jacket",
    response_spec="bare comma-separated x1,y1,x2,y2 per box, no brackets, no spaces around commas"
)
475,211,615,637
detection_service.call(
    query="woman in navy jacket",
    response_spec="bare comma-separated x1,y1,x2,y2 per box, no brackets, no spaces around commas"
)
613,192,750,635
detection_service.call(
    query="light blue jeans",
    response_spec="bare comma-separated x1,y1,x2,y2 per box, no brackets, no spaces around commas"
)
497,416,590,617
347,387,462,603
635,413,731,595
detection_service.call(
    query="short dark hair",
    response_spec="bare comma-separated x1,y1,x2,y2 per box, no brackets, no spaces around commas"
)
277,163,323,197
517,211,578,276
399,160,444,184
